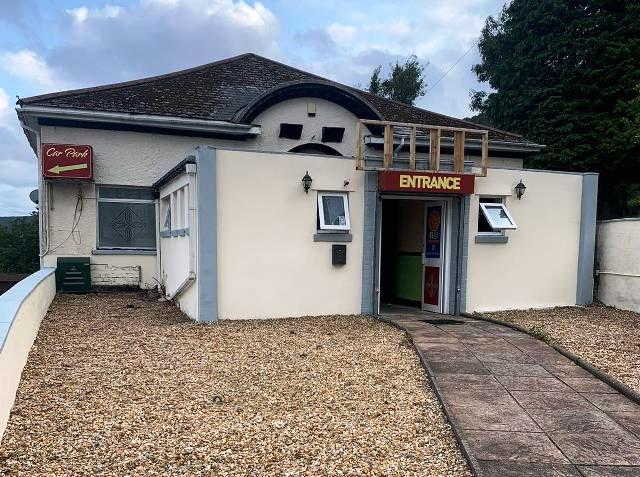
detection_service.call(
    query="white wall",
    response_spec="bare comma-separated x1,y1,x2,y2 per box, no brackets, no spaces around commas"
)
597,219,640,312
253,97,359,156
38,97,529,291
214,149,364,319
466,169,584,312
0,269,56,443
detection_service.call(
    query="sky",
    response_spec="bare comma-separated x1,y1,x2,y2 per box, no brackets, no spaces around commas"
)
0,0,506,216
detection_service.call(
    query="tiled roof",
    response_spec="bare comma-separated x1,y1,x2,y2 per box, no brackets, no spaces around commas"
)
19,53,527,143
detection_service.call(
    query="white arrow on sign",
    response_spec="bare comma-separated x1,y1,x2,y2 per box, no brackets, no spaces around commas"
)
47,163,89,174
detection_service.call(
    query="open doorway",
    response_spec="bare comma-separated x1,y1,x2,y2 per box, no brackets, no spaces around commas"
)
379,197,452,314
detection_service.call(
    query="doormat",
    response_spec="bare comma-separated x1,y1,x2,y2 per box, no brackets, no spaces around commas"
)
418,318,465,325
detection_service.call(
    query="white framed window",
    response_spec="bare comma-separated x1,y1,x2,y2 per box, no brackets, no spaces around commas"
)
317,192,350,231
480,202,517,230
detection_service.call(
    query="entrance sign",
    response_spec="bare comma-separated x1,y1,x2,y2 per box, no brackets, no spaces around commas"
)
378,170,474,194
42,144,93,180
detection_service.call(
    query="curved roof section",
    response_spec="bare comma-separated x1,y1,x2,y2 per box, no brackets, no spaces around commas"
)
234,80,382,123
18,53,528,143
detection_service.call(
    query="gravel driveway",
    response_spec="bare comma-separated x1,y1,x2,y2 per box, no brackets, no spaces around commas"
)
489,305,640,392
0,292,470,476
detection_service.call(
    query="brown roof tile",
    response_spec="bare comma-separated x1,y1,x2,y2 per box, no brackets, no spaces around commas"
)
19,53,527,143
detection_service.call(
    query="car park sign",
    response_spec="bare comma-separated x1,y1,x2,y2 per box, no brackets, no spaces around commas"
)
42,144,93,180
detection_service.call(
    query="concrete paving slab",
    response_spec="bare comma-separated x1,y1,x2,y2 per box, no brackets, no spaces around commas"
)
511,391,598,411
527,409,626,434
582,393,640,412
577,465,640,476
381,312,640,475
550,430,640,465
544,364,595,378
476,461,581,477
429,360,490,375
474,351,538,364
608,411,640,437
561,377,617,393
482,362,552,377
462,430,569,463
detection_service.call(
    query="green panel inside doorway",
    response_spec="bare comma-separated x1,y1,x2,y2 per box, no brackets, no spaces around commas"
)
393,253,422,302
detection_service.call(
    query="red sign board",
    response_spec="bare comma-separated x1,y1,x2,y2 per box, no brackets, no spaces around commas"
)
378,170,474,195
424,266,440,306
42,144,93,180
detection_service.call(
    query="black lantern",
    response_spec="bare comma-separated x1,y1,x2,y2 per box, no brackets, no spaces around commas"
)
515,179,526,200
302,171,312,194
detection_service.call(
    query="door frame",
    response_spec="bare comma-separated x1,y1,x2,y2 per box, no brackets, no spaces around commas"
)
377,194,454,314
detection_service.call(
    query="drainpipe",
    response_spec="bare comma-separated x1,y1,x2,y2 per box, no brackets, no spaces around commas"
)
166,163,197,300
18,117,48,264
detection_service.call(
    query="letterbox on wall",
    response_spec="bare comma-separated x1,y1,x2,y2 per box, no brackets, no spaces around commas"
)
332,244,347,265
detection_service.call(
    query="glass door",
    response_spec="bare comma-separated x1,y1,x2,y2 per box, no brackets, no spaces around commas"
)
422,201,446,313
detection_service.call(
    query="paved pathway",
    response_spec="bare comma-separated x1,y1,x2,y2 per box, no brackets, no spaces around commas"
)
383,311,640,477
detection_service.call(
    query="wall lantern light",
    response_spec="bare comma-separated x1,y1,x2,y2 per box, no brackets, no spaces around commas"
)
302,171,312,194
515,179,527,200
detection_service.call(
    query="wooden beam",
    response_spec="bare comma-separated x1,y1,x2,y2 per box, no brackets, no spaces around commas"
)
360,118,488,135
429,128,441,171
480,132,489,177
453,130,465,173
409,126,417,170
355,121,363,170
383,124,393,168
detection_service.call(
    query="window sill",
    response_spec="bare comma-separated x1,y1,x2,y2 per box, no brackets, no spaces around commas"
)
475,234,508,244
313,233,353,243
92,249,157,255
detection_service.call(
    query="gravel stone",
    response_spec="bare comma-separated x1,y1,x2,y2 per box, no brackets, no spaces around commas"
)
488,305,640,392
0,292,471,476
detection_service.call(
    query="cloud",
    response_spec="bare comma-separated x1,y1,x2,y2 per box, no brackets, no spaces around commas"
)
0,50,70,91
0,0,281,215
43,0,279,86
0,87,38,216
0,0,503,215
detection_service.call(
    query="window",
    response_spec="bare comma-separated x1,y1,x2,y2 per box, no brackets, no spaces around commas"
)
98,186,156,250
477,197,502,233
279,123,303,139
479,198,517,232
321,127,345,143
160,185,189,238
161,196,171,231
317,192,350,231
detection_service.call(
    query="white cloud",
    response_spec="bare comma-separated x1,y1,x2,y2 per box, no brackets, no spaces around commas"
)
327,23,357,44
0,50,69,92
0,87,38,216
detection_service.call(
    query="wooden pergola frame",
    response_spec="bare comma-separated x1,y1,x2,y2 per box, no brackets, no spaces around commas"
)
355,119,489,177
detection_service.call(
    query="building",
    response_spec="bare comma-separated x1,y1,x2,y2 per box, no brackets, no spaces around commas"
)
15,53,598,321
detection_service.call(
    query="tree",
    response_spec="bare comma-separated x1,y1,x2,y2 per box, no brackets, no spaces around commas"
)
471,1,640,218
368,56,426,106
0,213,39,274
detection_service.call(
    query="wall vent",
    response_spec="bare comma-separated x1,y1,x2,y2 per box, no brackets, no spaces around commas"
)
56,257,91,293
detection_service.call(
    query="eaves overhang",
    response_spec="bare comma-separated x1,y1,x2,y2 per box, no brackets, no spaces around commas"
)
16,105,262,154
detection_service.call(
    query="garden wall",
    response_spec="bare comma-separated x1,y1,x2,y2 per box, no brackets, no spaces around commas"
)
0,268,56,443
597,218,640,312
